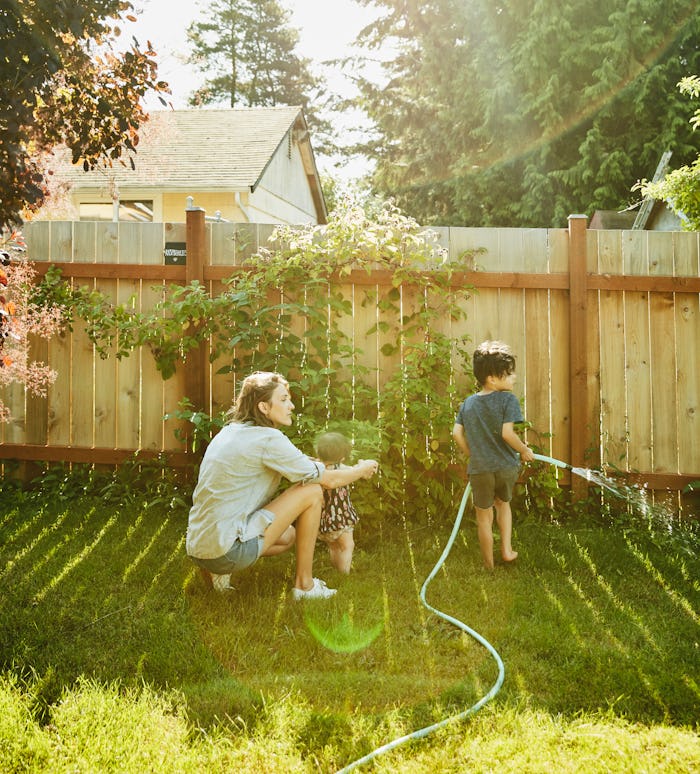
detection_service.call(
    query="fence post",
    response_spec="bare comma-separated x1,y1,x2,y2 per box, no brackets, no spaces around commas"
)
568,214,589,499
185,203,207,416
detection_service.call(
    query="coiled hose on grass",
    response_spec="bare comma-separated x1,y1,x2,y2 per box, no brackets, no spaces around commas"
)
336,453,577,772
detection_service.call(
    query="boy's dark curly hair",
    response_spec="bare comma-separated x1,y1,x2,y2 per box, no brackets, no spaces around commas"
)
473,340,516,386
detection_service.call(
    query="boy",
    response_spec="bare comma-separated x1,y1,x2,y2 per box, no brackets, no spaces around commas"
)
452,341,534,570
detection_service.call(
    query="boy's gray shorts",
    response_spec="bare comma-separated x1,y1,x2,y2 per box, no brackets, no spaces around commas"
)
469,468,519,509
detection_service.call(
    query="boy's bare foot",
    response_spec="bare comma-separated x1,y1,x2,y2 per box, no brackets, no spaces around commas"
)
502,550,518,563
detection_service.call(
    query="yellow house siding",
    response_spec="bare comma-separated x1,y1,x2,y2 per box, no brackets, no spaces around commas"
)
161,192,242,222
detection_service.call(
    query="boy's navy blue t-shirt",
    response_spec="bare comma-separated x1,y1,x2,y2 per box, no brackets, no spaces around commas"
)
455,391,524,474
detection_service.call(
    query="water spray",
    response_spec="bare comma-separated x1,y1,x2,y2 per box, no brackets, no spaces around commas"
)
336,453,628,772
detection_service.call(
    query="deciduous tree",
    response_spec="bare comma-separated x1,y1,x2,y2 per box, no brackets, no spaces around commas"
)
639,75,700,229
0,0,169,228
0,231,62,422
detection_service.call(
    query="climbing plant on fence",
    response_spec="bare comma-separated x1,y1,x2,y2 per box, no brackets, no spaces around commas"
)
32,198,508,524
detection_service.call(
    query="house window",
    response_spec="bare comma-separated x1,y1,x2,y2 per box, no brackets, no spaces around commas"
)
79,200,154,222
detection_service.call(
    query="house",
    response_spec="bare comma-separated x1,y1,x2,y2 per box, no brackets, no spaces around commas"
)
41,106,327,225
589,150,685,231
589,201,683,231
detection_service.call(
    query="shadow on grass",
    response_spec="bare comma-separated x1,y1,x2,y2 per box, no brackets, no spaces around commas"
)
0,496,698,734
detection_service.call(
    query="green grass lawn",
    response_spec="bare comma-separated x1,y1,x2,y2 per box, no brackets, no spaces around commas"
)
0,487,698,772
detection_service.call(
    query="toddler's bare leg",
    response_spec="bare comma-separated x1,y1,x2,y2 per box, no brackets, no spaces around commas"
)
475,506,495,570
329,531,354,574
495,498,518,562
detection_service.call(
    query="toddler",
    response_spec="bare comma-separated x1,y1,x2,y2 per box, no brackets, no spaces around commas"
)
315,431,361,574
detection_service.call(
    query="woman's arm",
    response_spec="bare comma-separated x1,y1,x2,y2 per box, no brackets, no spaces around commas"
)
319,459,378,489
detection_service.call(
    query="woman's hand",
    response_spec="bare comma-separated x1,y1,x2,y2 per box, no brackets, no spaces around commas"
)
356,459,379,479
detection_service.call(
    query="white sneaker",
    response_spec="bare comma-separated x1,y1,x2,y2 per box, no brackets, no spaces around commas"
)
292,577,337,600
211,573,233,592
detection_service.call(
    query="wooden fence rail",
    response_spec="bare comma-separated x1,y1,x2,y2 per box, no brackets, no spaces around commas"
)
1,210,698,497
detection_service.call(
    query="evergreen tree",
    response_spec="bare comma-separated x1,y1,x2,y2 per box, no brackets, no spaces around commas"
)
351,0,700,227
186,0,328,141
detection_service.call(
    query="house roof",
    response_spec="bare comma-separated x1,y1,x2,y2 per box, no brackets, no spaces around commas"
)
51,106,315,192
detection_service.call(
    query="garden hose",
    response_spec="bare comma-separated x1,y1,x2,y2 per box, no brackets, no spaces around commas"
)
337,452,587,772
336,481,505,773
532,452,572,470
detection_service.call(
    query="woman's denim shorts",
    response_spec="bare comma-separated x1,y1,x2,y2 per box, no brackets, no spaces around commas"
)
188,508,271,574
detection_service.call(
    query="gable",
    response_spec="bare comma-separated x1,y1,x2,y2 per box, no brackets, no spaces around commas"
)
45,106,327,224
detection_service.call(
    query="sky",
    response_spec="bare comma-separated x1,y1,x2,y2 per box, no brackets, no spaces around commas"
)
126,0,384,180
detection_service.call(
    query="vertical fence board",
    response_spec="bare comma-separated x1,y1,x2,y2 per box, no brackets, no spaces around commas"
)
93,277,118,449
73,221,96,263
650,292,679,473
648,231,675,275
550,290,571,465
355,283,379,402
499,288,526,375
140,281,165,451
209,279,235,417
3,383,26,444
522,229,550,448
96,222,119,262
140,226,167,451
596,232,627,468
71,319,95,447
624,292,653,473
47,329,71,445
162,223,188,452
622,230,647,275
115,223,144,449
25,335,48,444
675,293,699,475
23,221,50,262
497,228,524,272
115,279,141,449
525,290,551,450
210,223,237,266
472,288,501,343
376,283,402,392
52,222,73,261
141,221,169,448
621,228,653,471
331,279,356,407
548,229,569,273
673,232,699,276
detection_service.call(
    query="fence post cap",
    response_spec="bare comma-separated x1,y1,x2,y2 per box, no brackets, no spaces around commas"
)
185,196,205,212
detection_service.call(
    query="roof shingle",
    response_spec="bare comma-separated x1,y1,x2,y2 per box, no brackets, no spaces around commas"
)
53,106,303,191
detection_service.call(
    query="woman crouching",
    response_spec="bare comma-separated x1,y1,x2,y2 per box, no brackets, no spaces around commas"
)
186,371,378,599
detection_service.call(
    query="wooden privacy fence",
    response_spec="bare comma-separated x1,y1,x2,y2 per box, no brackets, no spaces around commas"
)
1,208,699,495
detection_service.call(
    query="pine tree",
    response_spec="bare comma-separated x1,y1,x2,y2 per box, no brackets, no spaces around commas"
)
351,0,700,227
186,0,324,117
